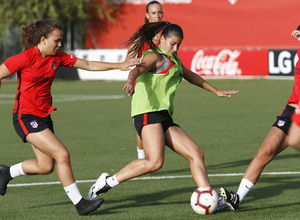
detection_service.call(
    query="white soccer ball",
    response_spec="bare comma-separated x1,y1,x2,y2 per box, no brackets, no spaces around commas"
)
190,186,219,215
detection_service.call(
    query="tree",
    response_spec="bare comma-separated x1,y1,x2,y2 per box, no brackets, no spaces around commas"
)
0,0,119,61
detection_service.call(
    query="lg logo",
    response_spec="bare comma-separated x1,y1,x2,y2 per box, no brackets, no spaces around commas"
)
269,50,298,76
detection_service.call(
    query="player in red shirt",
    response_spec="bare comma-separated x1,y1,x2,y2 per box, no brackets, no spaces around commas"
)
288,30,300,149
220,28,300,211
0,19,138,216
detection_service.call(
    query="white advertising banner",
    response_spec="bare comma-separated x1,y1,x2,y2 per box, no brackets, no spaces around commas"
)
74,49,130,81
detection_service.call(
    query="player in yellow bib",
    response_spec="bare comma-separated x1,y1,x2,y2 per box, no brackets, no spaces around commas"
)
88,22,239,206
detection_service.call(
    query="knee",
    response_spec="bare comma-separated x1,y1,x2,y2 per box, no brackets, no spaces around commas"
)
40,164,55,174
55,148,71,164
146,159,164,173
255,146,275,162
188,148,205,163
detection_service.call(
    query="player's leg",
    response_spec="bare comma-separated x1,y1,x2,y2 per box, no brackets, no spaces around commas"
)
220,126,288,210
26,129,103,215
165,125,210,187
26,129,75,186
88,123,165,199
165,126,229,211
243,126,287,184
136,132,146,159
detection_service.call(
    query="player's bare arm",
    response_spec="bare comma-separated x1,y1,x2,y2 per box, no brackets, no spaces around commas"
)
182,64,239,97
123,52,163,96
0,64,12,89
73,57,139,71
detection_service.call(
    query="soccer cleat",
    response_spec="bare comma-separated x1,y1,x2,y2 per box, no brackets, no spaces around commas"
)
0,164,13,196
75,197,104,215
219,187,240,211
88,173,111,200
217,197,229,211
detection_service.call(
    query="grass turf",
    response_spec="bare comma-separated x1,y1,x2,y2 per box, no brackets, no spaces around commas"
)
0,79,300,219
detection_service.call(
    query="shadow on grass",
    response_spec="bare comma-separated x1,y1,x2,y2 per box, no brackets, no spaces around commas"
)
91,186,196,216
206,153,300,171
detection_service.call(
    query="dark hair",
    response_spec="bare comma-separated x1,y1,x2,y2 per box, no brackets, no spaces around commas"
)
126,21,183,55
145,1,162,24
20,19,63,51
161,23,183,40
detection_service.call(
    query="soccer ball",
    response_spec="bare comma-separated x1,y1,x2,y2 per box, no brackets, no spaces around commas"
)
190,186,219,215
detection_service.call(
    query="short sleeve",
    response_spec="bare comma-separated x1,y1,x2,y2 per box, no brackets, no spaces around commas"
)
56,51,77,67
4,53,29,74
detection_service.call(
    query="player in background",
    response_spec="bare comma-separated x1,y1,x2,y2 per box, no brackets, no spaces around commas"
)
126,0,164,159
88,22,239,205
0,19,139,216
220,27,300,211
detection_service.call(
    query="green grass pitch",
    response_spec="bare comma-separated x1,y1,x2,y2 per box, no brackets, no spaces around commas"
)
1,79,300,219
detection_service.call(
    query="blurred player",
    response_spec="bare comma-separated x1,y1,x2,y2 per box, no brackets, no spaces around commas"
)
88,22,239,206
288,29,300,149
219,27,300,211
0,19,138,215
126,1,164,159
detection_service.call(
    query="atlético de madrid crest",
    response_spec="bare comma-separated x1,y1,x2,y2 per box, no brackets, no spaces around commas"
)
52,62,57,70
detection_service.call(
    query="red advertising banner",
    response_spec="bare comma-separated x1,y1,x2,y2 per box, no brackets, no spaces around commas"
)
86,0,300,50
178,49,269,77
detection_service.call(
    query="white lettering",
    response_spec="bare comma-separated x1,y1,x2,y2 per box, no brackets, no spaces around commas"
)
269,50,297,75
268,51,279,74
191,49,241,76
278,51,291,74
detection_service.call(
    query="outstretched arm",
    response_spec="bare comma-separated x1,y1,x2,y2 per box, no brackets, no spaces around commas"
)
73,57,140,71
123,52,161,96
0,64,12,90
182,64,239,97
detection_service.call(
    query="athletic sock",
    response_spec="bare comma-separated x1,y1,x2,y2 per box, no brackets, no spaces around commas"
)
63,182,82,205
106,174,119,188
237,178,254,204
137,146,145,159
10,162,26,178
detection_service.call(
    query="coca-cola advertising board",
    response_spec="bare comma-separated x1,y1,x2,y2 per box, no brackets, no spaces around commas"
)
178,49,269,77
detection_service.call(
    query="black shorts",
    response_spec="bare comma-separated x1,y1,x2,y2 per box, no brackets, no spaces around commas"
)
13,113,54,143
272,104,295,135
134,110,179,138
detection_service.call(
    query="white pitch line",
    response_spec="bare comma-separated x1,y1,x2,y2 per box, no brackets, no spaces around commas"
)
8,171,300,187
0,94,124,104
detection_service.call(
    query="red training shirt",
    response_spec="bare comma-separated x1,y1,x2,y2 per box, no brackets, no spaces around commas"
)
4,46,77,118
287,49,300,104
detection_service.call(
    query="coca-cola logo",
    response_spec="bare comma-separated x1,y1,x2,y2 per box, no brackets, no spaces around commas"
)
191,49,242,76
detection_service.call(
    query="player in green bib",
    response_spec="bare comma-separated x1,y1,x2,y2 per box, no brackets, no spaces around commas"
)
131,47,183,117
88,22,239,205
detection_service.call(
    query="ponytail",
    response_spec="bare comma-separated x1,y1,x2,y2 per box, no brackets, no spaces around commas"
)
125,21,169,56
20,19,63,51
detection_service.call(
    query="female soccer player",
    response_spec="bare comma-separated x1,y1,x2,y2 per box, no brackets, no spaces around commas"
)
126,0,164,159
220,28,300,211
288,30,300,150
88,21,238,202
0,19,138,216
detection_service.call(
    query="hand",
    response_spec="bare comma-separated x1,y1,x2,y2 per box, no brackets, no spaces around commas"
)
123,80,135,96
120,58,140,71
215,90,239,98
291,30,300,42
